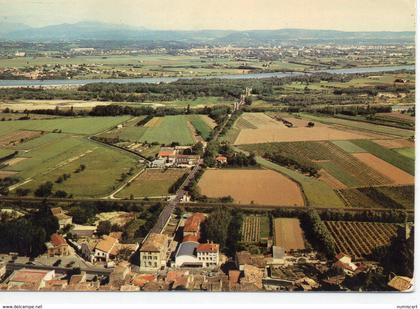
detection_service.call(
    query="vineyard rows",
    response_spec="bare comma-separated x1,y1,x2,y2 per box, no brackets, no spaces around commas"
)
324,220,398,258
241,216,261,242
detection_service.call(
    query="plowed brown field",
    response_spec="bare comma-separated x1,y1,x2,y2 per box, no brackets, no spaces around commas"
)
373,139,414,149
273,218,305,251
198,169,304,206
352,153,414,185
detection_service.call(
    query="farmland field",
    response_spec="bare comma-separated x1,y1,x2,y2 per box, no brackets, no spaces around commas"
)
324,221,399,258
115,168,187,198
198,168,305,206
394,147,415,160
300,113,414,138
3,133,140,197
232,112,384,145
256,157,346,208
242,141,392,188
351,140,414,175
0,116,131,136
273,218,305,251
99,115,213,145
241,216,270,243
352,153,414,185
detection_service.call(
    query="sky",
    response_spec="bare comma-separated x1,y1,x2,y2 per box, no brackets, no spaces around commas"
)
0,0,416,31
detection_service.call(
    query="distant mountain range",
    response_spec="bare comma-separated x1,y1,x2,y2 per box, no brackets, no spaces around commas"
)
0,21,414,45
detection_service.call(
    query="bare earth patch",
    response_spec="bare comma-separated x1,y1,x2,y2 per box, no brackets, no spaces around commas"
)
0,171,17,179
0,130,42,147
273,218,305,251
373,139,414,149
234,126,377,145
3,157,27,166
198,169,305,206
352,153,414,185
242,113,285,128
318,169,347,189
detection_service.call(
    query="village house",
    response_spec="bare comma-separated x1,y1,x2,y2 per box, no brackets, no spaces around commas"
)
3,269,55,291
93,235,119,262
183,213,206,238
333,253,359,276
197,243,219,268
139,233,169,272
45,233,70,257
215,155,228,166
51,207,72,228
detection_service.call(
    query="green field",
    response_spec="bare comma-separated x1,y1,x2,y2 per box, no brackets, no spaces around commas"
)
3,133,140,197
332,140,367,153
188,115,213,140
394,147,415,160
300,113,414,138
352,140,415,175
100,115,213,145
256,157,346,208
0,116,131,136
0,149,16,160
116,168,187,198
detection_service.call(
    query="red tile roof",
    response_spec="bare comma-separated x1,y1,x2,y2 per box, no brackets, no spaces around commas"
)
50,233,67,247
159,150,176,157
197,243,219,253
183,234,199,243
183,213,206,233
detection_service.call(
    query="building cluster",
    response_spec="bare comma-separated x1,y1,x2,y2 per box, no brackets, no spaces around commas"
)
149,147,200,168
0,208,413,292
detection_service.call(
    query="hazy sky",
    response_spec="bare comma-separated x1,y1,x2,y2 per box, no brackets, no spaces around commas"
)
0,0,416,31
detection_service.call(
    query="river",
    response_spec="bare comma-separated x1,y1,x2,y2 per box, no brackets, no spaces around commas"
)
0,64,414,87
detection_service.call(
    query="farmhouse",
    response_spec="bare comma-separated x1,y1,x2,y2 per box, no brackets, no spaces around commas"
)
45,233,70,257
140,233,169,272
150,147,200,168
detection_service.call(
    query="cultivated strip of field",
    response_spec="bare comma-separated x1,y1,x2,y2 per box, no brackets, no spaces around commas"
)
332,140,366,153
338,185,414,210
0,116,131,135
198,169,305,206
255,157,346,208
300,113,414,138
115,168,187,198
352,140,414,175
139,115,197,145
394,147,415,160
352,153,414,185
372,139,414,149
273,218,305,251
241,216,270,243
324,221,398,258
234,126,377,144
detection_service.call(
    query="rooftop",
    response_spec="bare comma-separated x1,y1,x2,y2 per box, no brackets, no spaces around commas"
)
50,233,67,247
197,243,219,253
95,235,118,254
176,241,199,257
140,233,168,252
183,213,206,233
